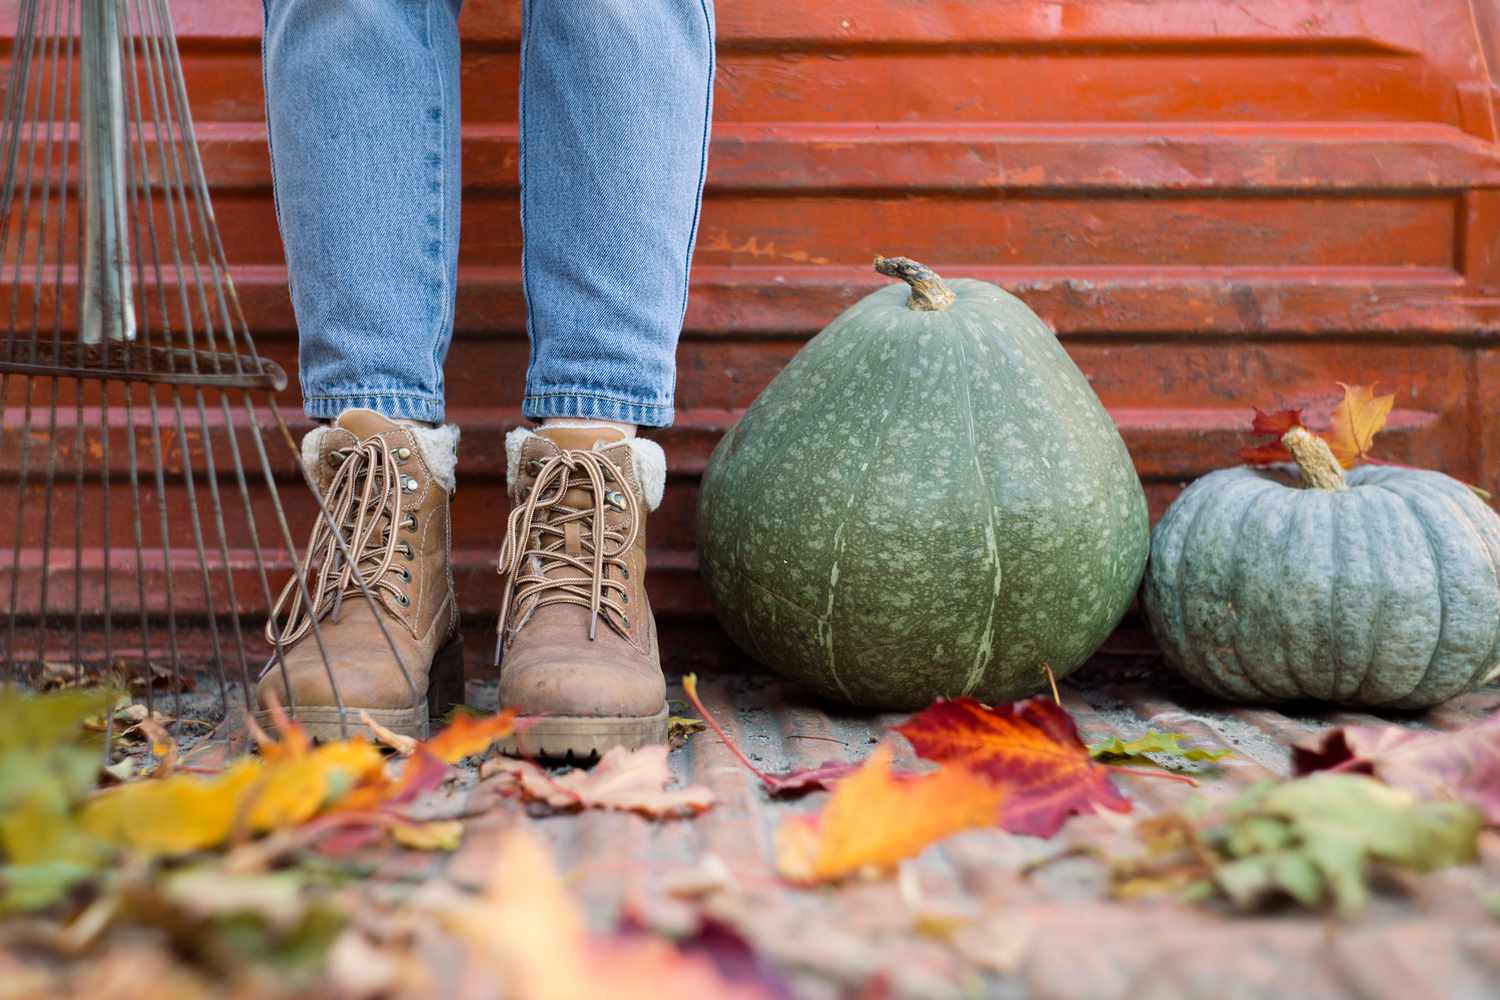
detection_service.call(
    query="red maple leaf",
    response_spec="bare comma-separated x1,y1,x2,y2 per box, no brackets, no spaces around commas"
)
1293,717,1500,826
1240,407,1304,464
895,697,1132,837
1250,407,1304,437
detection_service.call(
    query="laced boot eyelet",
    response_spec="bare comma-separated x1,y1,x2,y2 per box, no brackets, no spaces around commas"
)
620,567,629,580
402,513,417,531
395,446,412,461
396,567,412,583
401,476,420,494
326,450,347,468
398,543,414,559
395,593,410,607
604,490,627,511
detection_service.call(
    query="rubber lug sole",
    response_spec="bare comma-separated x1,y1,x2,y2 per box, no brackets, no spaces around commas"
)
498,705,669,761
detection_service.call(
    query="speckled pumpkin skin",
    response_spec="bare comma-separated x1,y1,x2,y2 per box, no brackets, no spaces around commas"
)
1143,465,1500,708
696,278,1150,710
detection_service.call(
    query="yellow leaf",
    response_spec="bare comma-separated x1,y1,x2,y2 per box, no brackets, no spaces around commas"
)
78,760,261,855
1324,383,1394,468
391,819,464,851
774,744,1005,883
240,740,385,833
78,739,384,856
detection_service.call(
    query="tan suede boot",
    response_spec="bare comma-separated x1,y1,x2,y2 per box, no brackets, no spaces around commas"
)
495,424,668,759
256,408,464,740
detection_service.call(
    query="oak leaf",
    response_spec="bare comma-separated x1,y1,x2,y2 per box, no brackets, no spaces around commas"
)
1292,716,1500,825
1324,382,1394,468
774,744,1005,883
481,744,714,818
896,697,1131,837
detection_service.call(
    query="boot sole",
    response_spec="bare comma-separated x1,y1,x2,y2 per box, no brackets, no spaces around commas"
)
252,704,429,742
498,706,669,762
250,633,465,743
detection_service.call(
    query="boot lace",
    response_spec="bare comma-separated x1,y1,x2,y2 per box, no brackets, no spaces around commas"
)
266,437,411,648
495,448,638,658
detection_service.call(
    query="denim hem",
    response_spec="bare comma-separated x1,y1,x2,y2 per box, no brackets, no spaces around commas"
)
303,392,445,424
523,390,673,428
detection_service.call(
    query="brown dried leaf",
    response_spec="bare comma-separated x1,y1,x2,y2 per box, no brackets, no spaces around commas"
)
481,745,715,819
358,710,418,757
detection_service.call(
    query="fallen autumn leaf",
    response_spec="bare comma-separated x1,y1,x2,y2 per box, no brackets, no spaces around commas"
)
774,744,1005,883
481,744,714,819
1293,715,1500,825
896,697,1134,837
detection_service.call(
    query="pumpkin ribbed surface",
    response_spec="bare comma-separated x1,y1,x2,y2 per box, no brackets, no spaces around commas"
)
1143,464,1500,708
697,269,1149,710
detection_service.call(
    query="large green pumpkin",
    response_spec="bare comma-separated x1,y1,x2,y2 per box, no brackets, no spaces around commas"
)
1143,428,1500,708
696,257,1150,709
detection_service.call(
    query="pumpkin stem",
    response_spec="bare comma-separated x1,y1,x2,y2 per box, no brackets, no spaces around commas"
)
874,255,956,311
1282,427,1348,491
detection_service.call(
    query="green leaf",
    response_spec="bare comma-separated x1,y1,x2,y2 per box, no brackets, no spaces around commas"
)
1112,773,1483,918
1227,775,1480,917
0,686,120,752
1089,731,1231,768
0,861,100,912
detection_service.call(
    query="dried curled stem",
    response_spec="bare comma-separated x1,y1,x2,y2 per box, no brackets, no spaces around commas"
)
874,255,956,311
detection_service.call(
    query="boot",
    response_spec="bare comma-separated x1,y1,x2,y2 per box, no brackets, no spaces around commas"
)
495,424,668,759
256,408,464,740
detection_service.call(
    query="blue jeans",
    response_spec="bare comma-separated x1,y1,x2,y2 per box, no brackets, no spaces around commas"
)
261,0,715,427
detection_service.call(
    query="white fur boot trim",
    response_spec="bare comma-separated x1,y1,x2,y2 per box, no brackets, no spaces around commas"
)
406,424,460,493
300,422,460,493
505,426,665,512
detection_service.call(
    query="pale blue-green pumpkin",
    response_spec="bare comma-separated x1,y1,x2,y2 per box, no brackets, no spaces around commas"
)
696,257,1150,710
1143,427,1500,708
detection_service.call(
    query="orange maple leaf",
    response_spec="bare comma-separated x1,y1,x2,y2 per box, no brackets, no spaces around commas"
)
421,708,520,763
1324,382,1394,468
895,697,1131,837
773,743,1005,883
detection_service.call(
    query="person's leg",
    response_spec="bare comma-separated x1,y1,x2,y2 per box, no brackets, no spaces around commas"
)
256,0,466,739
263,0,462,425
519,0,715,430
496,0,715,758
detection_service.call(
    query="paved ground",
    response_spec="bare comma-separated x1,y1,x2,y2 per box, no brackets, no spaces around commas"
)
386,666,1500,999
72,657,1500,998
